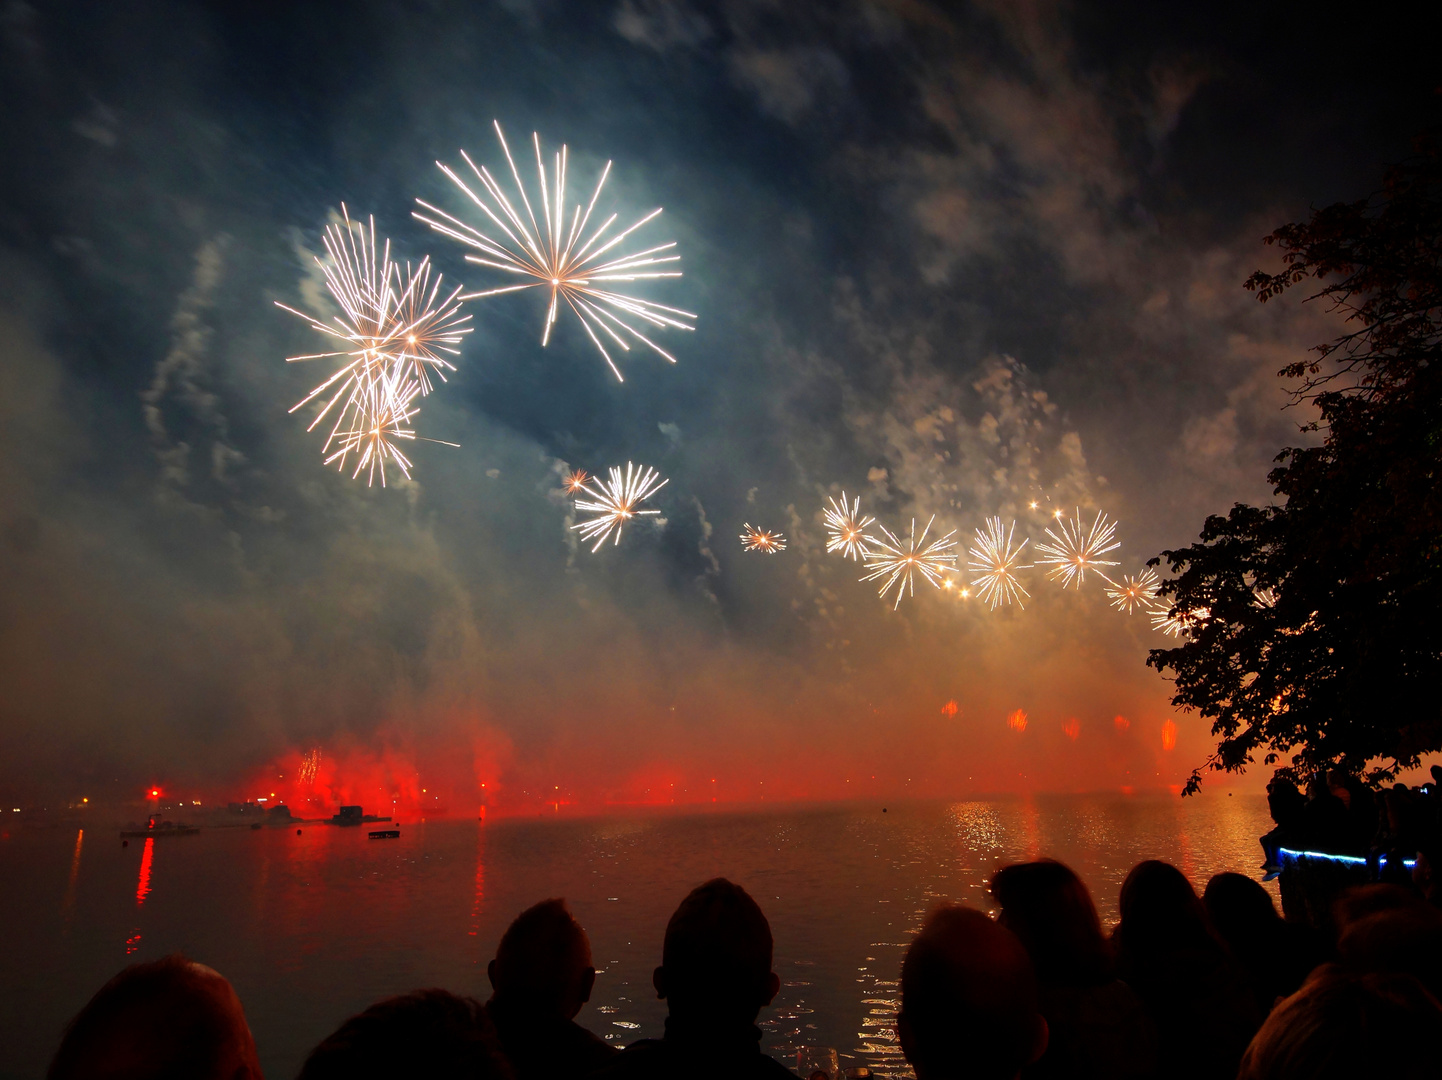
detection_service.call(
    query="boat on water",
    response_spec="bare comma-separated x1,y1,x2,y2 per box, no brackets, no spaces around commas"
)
120,816,199,838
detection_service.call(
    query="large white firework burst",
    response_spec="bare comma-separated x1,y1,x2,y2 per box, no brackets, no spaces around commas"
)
570,462,668,552
822,491,875,560
275,206,469,485
1033,508,1122,589
415,121,696,381
860,516,959,610
967,517,1033,609
1106,568,1162,615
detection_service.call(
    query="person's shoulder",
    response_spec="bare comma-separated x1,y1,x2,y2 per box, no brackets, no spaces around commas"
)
585,1038,665,1080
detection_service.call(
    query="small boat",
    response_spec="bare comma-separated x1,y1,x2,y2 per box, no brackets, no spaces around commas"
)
368,829,401,839
120,820,200,838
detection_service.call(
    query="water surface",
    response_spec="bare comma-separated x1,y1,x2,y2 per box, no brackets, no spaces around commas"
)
0,795,1272,1079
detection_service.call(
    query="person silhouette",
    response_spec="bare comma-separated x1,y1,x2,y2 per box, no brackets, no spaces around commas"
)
990,859,1156,1078
298,989,511,1080
483,898,616,1080
897,904,1048,1080
48,954,263,1080
589,878,792,1080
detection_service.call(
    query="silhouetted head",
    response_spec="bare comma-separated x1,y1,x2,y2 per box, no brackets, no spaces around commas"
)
990,859,1111,986
1431,765,1442,787
898,905,1047,1080
48,954,262,1080
1203,872,1281,947
1337,901,1442,1002
1334,883,1421,929
1237,965,1442,1079
298,989,511,1080
653,878,779,1026
1115,860,1216,957
488,898,596,1020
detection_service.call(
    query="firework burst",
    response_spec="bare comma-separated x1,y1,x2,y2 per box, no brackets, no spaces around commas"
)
276,206,469,485
1106,568,1162,615
570,462,668,552
562,468,590,494
1033,508,1122,589
1152,605,1211,637
860,516,959,610
967,517,1033,609
822,492,875,561
740,524,787,553
415,121,696,382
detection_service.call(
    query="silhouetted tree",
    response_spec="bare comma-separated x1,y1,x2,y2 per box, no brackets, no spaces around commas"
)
1149,136,1442,794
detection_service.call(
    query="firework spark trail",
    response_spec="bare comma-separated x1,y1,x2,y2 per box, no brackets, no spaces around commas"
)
740,524,787,553
1033,508,1122,589
415,122,696,382
571,462,668,552
860,516,959,610
275,206,469,484
967,517,1033,609
1106,568,1163,615
823,492,875,561
1152,605,1211,637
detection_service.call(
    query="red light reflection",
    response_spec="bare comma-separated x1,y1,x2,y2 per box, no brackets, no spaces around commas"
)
135,837,154,905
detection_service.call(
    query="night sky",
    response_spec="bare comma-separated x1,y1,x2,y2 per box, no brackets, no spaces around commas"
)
1,1,1436,810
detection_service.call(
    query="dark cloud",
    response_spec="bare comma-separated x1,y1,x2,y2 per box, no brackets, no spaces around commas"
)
0,0,1435,806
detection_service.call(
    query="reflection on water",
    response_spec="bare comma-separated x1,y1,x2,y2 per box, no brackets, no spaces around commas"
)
0,796,1272,1079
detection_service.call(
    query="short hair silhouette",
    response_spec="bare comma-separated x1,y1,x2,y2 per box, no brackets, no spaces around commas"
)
655,878,777,1022
990,859,1112,985
48,954,262,1080
298,989,511,1080
1237,965,1442,1079
1337,902,1442,1002
898,905,1047,1080
490,898,595,1016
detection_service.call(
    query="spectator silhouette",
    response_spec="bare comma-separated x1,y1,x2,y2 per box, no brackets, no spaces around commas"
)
590,878,791,1080
1203,872,1321,1009
297,989,511,1080
48,954,263,1080
1236,965,1442,1079
1261,777,1305,874
897,904,1047,1080
1302,776,1351,852
1333,885,1442,1002
1111,860,1261,1079
990,860,1156,1079
483,898,616,1080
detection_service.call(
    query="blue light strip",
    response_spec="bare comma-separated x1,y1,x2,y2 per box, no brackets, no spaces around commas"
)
1277,846,1417,870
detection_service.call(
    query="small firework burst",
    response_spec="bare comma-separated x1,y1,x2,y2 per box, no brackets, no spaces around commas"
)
740,524,787,553
1033,508,1122,589
416,121,695,381
967,517,1033,609
860,516,959,610
298,747,322,787
1106,568,1162,615
570,462,668,551
822,492,875,561
1152,605,1211,638
562,468,590,494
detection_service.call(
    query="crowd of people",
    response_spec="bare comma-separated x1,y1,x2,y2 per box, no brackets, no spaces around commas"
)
1261,765,1442,894
45,853,1442,1080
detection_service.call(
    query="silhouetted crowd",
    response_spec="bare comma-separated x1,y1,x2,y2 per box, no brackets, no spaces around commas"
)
1261,765,1442,897
46,854,1442,1080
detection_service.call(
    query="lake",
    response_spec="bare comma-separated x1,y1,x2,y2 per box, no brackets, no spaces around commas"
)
0,795,1273,1079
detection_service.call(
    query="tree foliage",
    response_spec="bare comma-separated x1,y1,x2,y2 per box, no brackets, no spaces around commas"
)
1148,136,1442,794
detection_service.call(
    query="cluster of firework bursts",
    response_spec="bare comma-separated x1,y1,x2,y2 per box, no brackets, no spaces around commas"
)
279,123,692,484
279,124,1198,635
